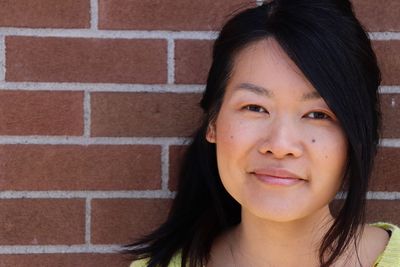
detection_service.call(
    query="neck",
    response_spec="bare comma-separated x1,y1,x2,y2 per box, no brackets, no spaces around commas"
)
231,206,334,267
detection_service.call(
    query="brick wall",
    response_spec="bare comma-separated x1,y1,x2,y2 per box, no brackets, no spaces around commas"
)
0,0,398,266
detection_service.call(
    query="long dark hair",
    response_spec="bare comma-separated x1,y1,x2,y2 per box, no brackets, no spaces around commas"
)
124,1,381,266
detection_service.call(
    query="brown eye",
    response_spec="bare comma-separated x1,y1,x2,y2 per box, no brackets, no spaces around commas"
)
307,111,330,120
244,105,268,113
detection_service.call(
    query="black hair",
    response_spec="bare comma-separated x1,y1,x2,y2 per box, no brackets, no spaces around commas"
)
123,1,381,266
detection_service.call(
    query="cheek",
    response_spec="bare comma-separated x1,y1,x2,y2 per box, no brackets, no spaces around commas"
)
215,122,246,168
327,130,347,167
310,128,348,184
310,125,347,155
216,117,257,148
214,117,259,188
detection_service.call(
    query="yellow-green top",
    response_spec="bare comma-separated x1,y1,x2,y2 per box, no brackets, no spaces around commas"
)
371,222,400,267
130,222,400,267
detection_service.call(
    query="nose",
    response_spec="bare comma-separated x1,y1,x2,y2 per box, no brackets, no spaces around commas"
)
258,117,303,159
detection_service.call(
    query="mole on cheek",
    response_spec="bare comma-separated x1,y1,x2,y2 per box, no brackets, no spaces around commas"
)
311,139,316,143
230,135,234,139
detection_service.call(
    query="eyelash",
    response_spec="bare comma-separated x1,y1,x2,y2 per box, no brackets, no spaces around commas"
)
306,111,331,120
242,105,332,120
243,105,269,114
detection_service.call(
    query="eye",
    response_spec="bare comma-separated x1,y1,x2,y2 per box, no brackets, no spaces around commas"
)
306,111,331,120
243,105,269,114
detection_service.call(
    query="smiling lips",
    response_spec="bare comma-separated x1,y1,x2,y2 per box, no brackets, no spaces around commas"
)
251,168,305,186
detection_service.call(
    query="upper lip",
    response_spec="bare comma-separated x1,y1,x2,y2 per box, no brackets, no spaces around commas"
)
251,168,304,180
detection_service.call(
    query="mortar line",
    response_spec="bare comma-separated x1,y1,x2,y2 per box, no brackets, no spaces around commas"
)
0,245,122,254
366,192,400,200
83,91,91,137
90,0,99,30
379,86,400,94
0,190,176,199
0,28,219,40
0,82,205,93
369,32,400,40
161,145,170,191
0,136,191,145
380,139,400,147
0,35,5,81
85,198,92,244
167,38,175,84
335,192,400,200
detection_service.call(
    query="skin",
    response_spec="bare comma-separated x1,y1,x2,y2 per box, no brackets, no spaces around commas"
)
206,38,388,267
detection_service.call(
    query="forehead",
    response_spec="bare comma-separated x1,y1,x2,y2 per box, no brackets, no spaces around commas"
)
227,38,317,98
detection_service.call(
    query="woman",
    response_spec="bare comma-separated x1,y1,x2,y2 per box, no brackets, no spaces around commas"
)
125,1,400,266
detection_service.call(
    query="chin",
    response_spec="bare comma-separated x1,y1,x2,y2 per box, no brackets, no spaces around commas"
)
241,196,329,223
247,207,309,223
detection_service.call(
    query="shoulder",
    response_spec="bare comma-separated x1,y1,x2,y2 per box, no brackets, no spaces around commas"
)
369,222,400,266
129,253,182,267
129,258,148,267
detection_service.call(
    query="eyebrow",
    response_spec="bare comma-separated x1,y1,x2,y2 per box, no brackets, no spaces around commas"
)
301,91,322,101
235,82,322,101
235,83,273,97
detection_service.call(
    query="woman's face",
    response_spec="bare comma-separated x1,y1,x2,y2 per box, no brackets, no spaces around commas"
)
206,39,348,222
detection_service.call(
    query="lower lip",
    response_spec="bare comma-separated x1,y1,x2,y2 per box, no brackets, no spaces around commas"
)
253,174,304,186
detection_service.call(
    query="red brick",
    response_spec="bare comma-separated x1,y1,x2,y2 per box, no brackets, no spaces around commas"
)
331,200,400,225
0,199,84,245
0,0,89,28
366,200,400,225
175,40,213,84
0,145,161,190
352,0,400,32
0,254,128,267
91,93,203,137
91,199,171,244
5,37,167,84
0,90,83,136
169,145,189,191
370,148,400,191
381,94,400,138
373,41,400,85
99,0,255,31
